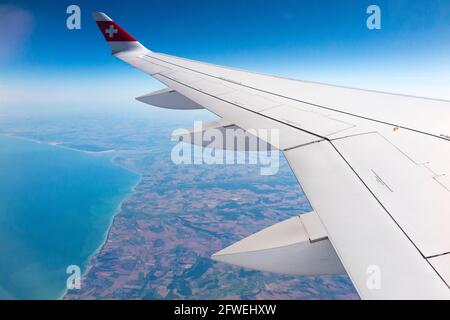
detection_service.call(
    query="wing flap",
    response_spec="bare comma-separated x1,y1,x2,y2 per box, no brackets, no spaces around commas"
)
332,132,450,257
284,141,450,299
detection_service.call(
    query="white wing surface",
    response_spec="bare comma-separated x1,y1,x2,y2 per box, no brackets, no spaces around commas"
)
93,13,450,299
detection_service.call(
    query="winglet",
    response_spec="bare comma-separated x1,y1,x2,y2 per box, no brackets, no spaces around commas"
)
92,12,148,54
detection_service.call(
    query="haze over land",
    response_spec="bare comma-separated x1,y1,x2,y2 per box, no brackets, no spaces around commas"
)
0,104,357,299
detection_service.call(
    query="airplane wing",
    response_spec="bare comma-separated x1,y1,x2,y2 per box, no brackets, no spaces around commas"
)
93,13,450,299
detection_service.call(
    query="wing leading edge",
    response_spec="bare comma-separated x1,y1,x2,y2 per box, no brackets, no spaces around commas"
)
93,13,450,299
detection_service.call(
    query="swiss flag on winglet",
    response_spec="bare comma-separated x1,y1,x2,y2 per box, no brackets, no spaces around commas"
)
93,12,146,53
93,12,136,42
96,21,137,42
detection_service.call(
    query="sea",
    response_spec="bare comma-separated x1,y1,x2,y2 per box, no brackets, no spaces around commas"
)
0,134,139,299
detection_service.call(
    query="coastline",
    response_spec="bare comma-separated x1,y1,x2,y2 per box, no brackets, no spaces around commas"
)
0,133,143,300
59,170,142,300
0,133,116,155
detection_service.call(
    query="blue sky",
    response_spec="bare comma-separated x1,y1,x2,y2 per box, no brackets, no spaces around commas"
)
1,0,450,107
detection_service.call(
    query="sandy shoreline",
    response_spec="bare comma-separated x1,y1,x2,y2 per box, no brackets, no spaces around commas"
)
0,133,142,300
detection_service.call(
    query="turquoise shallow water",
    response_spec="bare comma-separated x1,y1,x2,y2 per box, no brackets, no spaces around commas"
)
0,135,139,299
